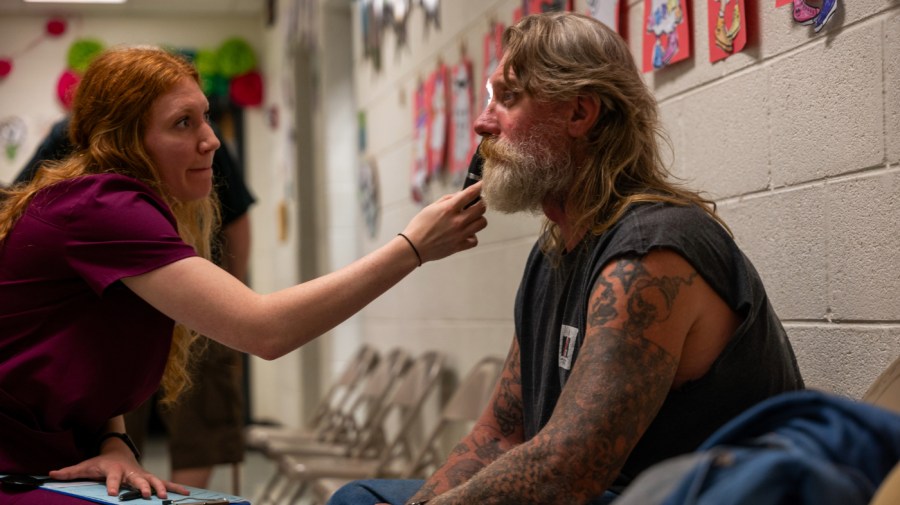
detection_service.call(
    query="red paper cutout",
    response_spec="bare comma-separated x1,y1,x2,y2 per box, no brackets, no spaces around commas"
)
448,57,477,183
46,18,66,36
707,0,746,62
57,69,80,109
425,63,450,178
230,71,263,107
643,0,691,72
411,79,428,204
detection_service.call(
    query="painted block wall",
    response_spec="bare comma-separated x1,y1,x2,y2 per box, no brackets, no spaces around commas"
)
348,0,900,407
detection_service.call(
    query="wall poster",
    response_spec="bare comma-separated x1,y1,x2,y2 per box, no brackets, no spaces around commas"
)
643,0,691,72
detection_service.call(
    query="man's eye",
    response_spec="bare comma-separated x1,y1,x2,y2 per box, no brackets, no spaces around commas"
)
501,91,517,104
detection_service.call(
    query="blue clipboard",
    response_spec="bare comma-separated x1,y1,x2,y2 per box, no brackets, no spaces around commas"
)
40,480,251,504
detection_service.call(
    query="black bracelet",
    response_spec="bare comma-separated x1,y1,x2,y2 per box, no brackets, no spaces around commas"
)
98,432,142,461
407,501,429,505
397,233,423,267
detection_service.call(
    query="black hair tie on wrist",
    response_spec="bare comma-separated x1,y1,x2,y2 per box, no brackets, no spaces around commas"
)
98,432,142,461
397,233,423,267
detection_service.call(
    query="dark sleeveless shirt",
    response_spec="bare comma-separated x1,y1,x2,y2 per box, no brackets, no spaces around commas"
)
514,202,804,493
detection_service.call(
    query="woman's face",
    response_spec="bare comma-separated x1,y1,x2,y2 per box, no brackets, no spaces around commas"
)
144,77,219,202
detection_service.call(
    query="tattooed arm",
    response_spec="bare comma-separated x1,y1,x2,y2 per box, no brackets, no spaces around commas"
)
404,338,526,504
425,249,728,505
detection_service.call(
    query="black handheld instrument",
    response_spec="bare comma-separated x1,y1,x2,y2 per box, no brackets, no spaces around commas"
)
462,143,484,209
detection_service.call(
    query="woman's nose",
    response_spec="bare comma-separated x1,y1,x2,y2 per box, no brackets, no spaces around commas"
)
201,125,221,153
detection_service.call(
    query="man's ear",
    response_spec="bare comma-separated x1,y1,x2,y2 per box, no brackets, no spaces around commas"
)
567,95,601,138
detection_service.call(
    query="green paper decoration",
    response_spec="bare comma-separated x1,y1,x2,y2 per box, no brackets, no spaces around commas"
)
195,49,219,77
205,74,230,98
216,38,256,78
67,38,104,73
194,49,223,96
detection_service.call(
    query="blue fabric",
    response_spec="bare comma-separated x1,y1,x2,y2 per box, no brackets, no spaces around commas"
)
652,390,900,505
327,479,424,505
327,479,619,505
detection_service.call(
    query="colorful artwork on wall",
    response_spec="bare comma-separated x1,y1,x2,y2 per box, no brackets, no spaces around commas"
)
643,0,691,72
358,154,380,238
707,0,746,62
0,116,27,161
422,0,441,30
411,78,428,204
789,0,839,33
586,0,621,32
448,52,477,187
514,0,572,21
426,62,450,179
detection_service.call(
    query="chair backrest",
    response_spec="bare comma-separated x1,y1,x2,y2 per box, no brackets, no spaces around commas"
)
322,347,412,448
404,355,505,478
865,355,900,504
308,344,380,433
862,355,900,415
350,351,446,471
244,344,381,452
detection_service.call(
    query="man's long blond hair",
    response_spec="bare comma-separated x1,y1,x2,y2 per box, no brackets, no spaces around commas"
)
0,47,219,404
501,13,728,255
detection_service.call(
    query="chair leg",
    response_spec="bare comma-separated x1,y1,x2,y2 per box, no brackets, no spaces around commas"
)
255,470,286,505
286,480,310,504
231,462,241,496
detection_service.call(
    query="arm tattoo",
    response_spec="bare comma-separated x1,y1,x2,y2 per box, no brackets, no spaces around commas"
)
431,257,692,505
609,257,648,293
413,344,524,503
625,273,697,335
492,345,523,436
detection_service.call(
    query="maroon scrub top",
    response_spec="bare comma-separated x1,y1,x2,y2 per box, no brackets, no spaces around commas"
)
0,174,196,474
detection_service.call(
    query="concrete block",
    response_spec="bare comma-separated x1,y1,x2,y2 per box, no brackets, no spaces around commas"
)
827,170,900,321
717,185,829,320
366,237,531,321
769,24,883,186
886,12,900,164
677,69,771,198
788,324,900,400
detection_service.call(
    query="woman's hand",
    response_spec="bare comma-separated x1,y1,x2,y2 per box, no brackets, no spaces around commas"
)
49,452,189,499
401,182,487,264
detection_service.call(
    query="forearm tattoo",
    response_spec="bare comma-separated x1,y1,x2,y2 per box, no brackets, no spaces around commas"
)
431,256,689,505
493,345,523,436
412,345,524,503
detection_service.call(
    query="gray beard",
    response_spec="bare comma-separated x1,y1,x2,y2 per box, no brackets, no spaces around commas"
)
481,132,574,214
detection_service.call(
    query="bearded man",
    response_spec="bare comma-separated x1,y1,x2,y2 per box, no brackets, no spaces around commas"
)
329,11,803,505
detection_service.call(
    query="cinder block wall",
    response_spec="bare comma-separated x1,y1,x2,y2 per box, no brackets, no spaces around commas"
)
349,0,900,400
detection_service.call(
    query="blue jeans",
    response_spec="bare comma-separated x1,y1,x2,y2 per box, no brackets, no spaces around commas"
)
326,479,620,505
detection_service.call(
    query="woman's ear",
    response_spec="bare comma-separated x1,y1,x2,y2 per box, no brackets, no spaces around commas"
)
567,95,601,138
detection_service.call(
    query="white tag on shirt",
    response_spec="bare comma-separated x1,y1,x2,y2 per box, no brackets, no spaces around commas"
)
558,325,579,370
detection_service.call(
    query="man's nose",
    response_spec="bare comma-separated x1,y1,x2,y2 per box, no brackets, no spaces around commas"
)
473,106,498,137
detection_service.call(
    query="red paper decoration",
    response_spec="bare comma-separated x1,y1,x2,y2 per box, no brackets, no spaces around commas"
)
229,71,263,107
46,18,67,37
0,59,12,78
57,69,80,109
